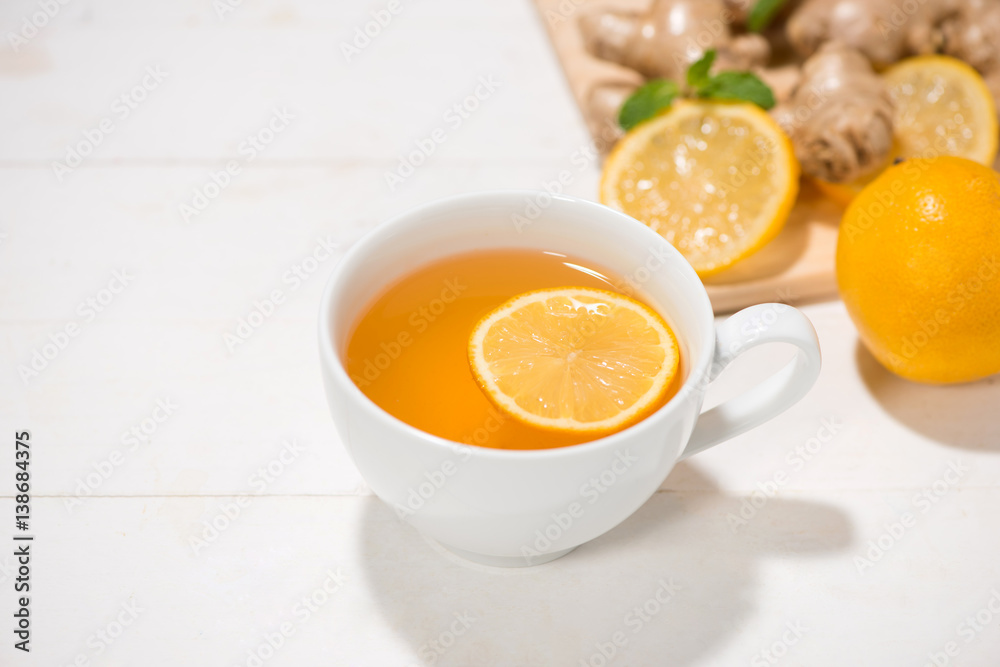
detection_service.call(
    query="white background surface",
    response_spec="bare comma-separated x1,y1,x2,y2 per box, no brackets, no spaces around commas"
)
1,1,999,665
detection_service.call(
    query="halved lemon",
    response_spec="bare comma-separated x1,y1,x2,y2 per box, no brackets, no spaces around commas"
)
816,55,998,204
600,100,799,277
887,55,997,164
468,287,679,434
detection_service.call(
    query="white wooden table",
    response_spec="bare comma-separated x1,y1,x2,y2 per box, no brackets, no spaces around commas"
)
2,1,999,665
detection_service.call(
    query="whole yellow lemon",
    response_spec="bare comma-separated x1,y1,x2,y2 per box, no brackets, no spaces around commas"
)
837,156,1000,384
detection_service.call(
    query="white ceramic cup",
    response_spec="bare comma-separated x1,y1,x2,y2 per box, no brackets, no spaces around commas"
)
319,191,821,567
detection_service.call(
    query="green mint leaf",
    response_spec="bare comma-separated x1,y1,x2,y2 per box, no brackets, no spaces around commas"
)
699,71,776,110
748,0,788,32
686,49,716,91
618,79,680,131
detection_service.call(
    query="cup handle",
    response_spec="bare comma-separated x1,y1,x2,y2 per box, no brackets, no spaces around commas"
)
680,303,822,460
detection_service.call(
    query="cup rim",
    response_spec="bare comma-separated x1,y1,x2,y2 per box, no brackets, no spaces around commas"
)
318,190,717,460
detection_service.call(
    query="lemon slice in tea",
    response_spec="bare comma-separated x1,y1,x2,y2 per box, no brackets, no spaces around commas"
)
468,287,680,434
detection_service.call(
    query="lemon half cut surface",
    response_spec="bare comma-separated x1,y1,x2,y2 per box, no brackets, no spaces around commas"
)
468,287,680,434
886,55,998,167
600,100,800,277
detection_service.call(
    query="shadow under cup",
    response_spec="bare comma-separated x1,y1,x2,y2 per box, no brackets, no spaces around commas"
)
319,192,718,565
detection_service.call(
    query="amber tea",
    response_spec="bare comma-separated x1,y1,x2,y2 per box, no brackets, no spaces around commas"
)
345,248,683,450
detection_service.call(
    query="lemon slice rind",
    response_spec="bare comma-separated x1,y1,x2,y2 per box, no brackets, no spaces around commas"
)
817,55,998,204
600,100,799,277
468,287,679,434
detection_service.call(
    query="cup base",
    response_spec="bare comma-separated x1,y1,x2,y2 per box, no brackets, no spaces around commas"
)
435,541,576,568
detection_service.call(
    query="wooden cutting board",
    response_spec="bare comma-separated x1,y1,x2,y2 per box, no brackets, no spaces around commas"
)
533,0,843,313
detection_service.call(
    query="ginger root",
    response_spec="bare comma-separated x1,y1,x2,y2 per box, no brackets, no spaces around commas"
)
579,0,770,81
586,79,640,150
575,0,1000,183
784,0,1000,176
939,1,1000,165
938,0,1000,72
786,0,959,68
772,41,894,183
